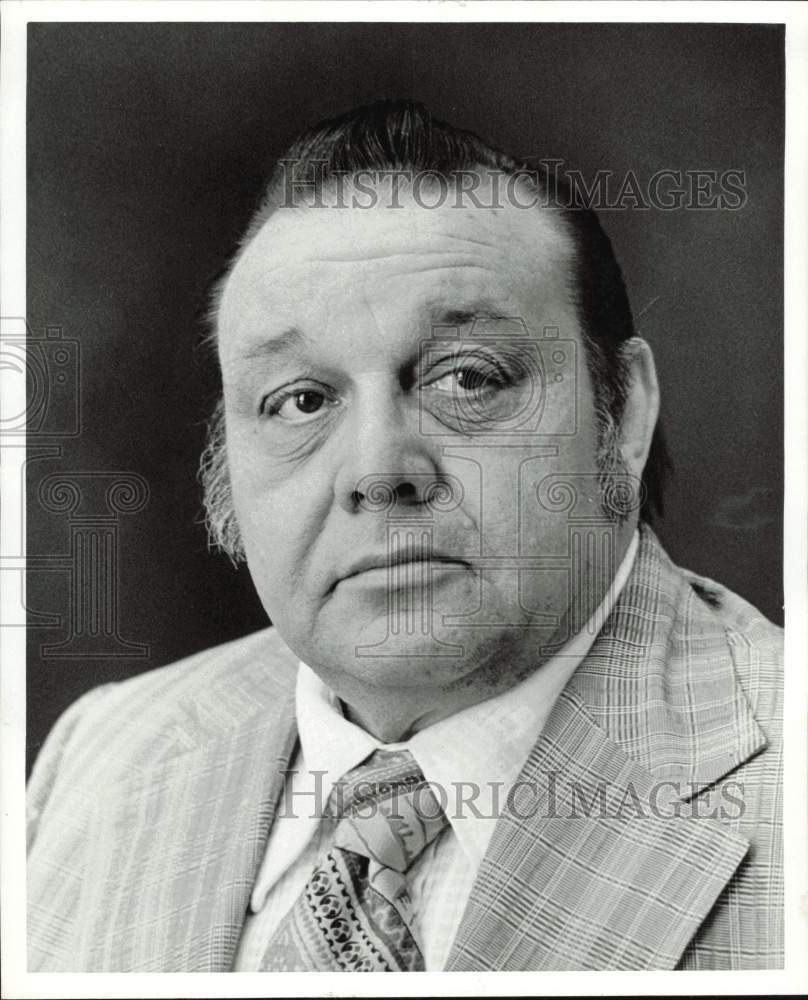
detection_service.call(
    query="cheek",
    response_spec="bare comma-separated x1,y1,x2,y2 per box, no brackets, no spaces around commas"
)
228,433,335,587
228,443,298,572
237,507,311,630
236,498,296,603
464,430,601,548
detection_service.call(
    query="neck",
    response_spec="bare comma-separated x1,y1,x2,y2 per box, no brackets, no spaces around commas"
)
339,684,503,743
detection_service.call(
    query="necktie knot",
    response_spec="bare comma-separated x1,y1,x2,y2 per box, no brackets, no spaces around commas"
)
328,748,447,874
327,748,424,816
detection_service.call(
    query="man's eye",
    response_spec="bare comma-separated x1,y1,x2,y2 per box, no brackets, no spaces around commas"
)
429,365,507,396
264,387,335,422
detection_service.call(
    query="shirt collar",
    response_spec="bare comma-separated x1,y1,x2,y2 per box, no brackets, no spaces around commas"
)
296,530,639,869
296,666,379,805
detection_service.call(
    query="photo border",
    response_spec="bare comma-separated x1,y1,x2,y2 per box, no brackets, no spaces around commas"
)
2,2,805,996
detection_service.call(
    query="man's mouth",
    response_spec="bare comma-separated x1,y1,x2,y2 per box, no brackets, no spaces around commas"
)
334,550,472,590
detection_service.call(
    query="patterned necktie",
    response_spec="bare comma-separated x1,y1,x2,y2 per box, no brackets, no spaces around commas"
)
259,748,448,971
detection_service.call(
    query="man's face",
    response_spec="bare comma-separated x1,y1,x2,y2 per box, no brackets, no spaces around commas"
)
217,181,618,728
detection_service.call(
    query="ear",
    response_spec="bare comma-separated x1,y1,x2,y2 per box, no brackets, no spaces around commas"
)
618,337,660,481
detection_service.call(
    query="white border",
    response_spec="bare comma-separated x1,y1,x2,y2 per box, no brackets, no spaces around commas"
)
0,0,805,23
2,2,806,997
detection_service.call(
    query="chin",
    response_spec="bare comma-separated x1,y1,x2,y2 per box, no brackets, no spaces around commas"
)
293,614,469,693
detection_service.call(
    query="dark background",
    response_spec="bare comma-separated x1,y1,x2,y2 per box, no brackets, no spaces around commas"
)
26,22,784,773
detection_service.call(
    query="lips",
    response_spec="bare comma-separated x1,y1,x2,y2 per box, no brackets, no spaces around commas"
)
335,549,471,589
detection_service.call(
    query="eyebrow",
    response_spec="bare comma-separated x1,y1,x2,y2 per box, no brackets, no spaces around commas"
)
237,327,311,363
428,302,509,327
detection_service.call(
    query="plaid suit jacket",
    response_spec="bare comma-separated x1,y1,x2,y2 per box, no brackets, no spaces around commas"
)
27,526,783,971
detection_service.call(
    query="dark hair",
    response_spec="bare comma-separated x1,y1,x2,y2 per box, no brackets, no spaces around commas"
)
218,98,670,521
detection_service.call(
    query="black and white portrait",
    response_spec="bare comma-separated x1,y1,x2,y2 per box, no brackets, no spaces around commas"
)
3,5,804,994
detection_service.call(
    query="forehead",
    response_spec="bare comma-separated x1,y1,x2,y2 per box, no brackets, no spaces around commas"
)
217,180,576,358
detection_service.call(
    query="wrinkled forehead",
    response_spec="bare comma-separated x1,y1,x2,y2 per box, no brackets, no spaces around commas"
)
216,176,576,344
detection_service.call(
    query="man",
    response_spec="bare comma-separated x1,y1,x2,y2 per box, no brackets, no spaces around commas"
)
27,101,782,972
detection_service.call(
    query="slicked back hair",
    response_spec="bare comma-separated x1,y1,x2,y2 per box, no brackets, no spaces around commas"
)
208,99,669,535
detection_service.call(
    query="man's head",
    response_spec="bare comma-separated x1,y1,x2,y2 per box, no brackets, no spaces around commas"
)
202,100,664,739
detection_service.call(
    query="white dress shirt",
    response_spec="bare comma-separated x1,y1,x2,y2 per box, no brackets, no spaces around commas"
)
234,530,638,971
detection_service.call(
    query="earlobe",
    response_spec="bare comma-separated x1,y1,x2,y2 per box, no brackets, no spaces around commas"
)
620,337,660,479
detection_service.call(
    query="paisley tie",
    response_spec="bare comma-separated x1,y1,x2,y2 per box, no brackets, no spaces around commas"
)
259,748,448,971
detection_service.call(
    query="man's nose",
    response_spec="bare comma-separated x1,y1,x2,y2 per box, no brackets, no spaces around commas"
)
333,383,443,515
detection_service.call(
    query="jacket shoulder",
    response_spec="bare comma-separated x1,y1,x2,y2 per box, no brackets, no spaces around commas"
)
680,564,782,727
89,625,299,717
28,627,298,831
682,564,782,647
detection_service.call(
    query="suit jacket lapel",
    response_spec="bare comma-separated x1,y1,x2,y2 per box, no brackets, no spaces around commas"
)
447,527,767,971
445,685,751,970
78,688,298,971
